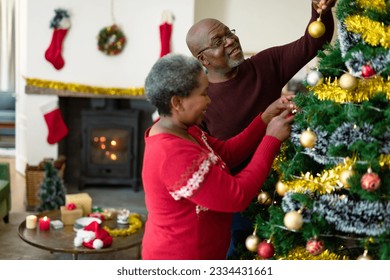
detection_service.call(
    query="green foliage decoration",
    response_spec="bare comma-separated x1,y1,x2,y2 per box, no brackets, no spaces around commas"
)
37,161,67,212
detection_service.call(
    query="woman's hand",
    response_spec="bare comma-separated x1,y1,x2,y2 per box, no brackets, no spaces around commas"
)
266,110,295,142
261,94,296,124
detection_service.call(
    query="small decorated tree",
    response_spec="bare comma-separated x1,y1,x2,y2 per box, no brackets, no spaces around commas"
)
37,160,66,212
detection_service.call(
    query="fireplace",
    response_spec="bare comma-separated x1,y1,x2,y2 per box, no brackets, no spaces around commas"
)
80,109,140,190
58,97,155,192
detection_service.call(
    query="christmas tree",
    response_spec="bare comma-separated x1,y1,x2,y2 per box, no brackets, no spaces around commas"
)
37,160,67,212
238,0,390,260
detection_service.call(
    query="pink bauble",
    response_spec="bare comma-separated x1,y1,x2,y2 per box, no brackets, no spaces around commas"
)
361,172,381,192
257,240,275,259
306,238,325,256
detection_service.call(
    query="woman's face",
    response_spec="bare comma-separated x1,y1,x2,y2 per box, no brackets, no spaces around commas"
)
180,71,211,126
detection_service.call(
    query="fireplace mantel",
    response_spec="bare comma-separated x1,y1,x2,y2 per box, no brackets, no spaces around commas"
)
24,77,146,100
25,85,147,100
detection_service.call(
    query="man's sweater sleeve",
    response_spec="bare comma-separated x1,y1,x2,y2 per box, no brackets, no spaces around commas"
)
251,5,335,88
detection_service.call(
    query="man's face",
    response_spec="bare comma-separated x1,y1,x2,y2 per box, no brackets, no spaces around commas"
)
197,20,245,73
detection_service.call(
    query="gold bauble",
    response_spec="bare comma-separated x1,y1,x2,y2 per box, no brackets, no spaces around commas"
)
300,128,317,149
245,234,261,252
284,211,303,231
257,192,272,206
357,250,372,260
339,169,354,188
308,18,326,38
339,73,358,90
276,181,288,196
357,255,372,260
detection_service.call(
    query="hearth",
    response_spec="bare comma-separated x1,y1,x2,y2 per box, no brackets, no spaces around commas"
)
58,97,155,192
80,109,140,190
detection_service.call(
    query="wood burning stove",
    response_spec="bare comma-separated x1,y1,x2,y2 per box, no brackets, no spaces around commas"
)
80,109,140,191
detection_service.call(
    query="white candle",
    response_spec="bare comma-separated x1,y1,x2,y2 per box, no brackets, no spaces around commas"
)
26,215,37,229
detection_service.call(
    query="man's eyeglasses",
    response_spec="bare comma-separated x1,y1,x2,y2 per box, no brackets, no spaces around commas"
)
197,29,236,56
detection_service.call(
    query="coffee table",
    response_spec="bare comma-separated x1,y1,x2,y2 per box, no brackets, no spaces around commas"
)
18,210,144,260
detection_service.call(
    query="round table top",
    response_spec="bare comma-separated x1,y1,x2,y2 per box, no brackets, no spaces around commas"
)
18,210,144,256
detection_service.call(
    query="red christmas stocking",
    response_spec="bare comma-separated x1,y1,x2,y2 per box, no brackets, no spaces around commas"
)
41,101,69,144
45,9,70,70
159,22,172,57
45,28,69,70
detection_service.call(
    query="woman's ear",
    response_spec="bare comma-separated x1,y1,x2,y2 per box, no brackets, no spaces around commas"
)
170,95,183,112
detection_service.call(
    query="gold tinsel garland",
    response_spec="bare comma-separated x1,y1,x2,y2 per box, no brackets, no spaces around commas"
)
25,78,144,97
272,143,288,173
280,155,389,194
344,15,390,48
310,75,390,103
277,247,349,260
357,0,386,11
379,154,390,169
281,158,355,195
103,213,143,237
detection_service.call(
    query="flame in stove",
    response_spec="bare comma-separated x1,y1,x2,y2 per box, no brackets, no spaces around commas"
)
91,134,123,162
110,154,117,160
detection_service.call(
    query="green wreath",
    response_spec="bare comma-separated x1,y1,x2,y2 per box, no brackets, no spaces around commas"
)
97,24,126,56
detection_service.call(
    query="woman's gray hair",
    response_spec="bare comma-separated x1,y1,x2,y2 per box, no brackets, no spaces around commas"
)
145,53,204,116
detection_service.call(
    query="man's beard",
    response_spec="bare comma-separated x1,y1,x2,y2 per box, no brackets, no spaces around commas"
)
228,56,245,69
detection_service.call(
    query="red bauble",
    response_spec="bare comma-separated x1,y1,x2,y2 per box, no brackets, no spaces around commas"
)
361,65,375,78
257,240,275,259
306,238,325,256
361,171,381,192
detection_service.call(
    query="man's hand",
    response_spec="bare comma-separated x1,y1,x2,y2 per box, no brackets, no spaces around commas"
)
312,0,337,14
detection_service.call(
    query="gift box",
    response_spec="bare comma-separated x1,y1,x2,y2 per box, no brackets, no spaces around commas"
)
60,206,83,225
65,193,92,215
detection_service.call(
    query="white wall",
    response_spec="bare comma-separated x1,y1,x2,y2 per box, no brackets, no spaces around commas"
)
195,0,311,54
15,0,335,173
194,0,336,80
15,0,195,172
24,0,194,87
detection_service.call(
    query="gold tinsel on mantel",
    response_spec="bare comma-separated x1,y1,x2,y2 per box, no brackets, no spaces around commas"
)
25,77,145,99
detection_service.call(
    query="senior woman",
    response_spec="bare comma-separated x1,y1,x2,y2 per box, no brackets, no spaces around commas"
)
142,53,294,259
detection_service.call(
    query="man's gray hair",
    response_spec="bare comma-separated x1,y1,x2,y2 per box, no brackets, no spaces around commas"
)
145,53,204,116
